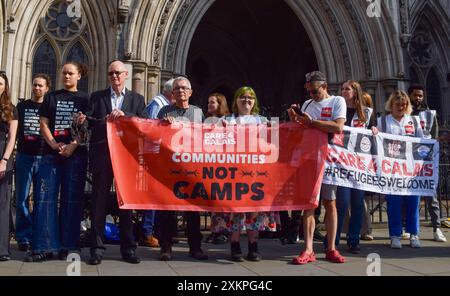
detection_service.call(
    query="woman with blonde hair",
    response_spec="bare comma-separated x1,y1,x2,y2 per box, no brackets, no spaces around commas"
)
224,86,278,262
372,90,424,249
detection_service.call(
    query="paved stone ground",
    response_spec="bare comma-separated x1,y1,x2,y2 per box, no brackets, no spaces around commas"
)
1,226,449,276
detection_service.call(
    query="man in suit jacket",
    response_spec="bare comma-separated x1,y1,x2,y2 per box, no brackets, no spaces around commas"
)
83,60,145,265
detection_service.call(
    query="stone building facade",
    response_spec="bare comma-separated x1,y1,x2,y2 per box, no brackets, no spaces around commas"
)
1,0,449,123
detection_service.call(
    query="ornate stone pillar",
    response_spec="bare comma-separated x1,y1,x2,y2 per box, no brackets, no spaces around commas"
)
132,61,147,97
327,83,340,96
147,65,162,102
360,80,378,107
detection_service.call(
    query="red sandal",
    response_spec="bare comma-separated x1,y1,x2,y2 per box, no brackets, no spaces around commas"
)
292,251,316,265
325,249,346,263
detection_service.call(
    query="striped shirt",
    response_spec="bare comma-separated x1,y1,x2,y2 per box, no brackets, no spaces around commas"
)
145,94,170,119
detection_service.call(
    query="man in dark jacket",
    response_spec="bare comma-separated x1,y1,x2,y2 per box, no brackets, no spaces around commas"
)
408,84,446,242
80,60,146,264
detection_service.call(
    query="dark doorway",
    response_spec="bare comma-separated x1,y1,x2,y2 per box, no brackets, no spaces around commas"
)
186,0,317,120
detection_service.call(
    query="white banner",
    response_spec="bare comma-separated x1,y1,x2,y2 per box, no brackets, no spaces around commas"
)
322,126,439,196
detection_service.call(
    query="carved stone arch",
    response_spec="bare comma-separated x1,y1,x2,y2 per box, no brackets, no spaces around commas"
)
408,63,424,85
30,37,59,92
157,0,352,83
425,67,443,114
81,0,116,89
162,0,213,73
8,0,52,102
410,3,450,72
325,1,367,80
128,0,167,63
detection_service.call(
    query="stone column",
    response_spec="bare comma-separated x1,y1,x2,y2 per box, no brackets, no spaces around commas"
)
132,61,147,97
147,65,162,102
361,80,379,111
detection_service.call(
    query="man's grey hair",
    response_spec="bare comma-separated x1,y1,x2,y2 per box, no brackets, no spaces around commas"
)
163,78,175,92
173,76,191,89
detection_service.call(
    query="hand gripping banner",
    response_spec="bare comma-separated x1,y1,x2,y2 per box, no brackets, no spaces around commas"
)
322,126,439,196
107,118,328,212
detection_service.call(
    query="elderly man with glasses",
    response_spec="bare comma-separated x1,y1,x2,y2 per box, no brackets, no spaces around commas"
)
78,60,146,265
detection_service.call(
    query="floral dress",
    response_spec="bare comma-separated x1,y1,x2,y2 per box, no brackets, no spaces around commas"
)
209,114,279,233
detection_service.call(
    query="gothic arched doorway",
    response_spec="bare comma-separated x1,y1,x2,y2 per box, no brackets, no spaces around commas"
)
186,0,317,119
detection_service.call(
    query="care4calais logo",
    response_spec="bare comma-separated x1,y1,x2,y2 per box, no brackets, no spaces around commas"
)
413,143,434,161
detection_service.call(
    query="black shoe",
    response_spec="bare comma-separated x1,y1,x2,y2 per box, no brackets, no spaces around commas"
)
348,245,361,254
159,243,172,261
172,238,180,244
204,234,214,243
279,237,287,245
246,242,261,262
24,252,52,262
212,234,228,244
189,249,208,260
18,243,31,252
122,252,140,264
0,255,10,261
230,241,244,262
88,254,102,265
58,250,68,260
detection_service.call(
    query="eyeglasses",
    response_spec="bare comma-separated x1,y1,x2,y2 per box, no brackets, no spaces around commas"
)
239,96,255,101
173,86,191,91
108,71,126,76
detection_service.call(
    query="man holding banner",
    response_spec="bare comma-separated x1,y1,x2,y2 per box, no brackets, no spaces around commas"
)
409,84,446,242
82,61,146,265
155,76,207,261
288,71,347,264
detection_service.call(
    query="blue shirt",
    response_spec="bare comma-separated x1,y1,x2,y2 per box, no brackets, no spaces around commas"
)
145,94,170,119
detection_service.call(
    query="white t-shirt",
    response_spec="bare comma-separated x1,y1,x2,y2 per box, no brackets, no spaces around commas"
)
301,96,347,122
377,114,424,138
225,114,268,125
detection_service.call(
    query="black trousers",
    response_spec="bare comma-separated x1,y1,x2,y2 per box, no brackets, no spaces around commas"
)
0,170,12,257
279,210,302,239
90,162,136,257
156,210,202,251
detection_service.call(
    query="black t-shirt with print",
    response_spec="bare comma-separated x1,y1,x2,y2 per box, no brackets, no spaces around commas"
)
38,89,89,154
16,100,47,155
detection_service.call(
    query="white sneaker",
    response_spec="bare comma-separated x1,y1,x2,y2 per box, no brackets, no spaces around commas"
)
433,228,447,242
410,235,421,248
401,231,410,240
390,236,402,249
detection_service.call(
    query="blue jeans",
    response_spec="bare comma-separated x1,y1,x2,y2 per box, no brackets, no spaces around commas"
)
15,153,43,245
336,187,365,247
386,195,420,237
33,153,87,253
143,210,156,236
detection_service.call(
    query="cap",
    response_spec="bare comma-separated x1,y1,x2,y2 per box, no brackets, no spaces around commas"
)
305,71,327,83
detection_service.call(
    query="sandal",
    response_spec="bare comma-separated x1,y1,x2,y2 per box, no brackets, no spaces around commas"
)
325,249,345,263
292,251,316,265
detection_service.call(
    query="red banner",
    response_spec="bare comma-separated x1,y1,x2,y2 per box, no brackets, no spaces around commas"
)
107,118,327,212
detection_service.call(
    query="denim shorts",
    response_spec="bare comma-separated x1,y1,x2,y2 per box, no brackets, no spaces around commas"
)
321,183,337,201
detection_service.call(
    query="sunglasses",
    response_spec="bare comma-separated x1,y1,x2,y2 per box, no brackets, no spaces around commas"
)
108,71,126,76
